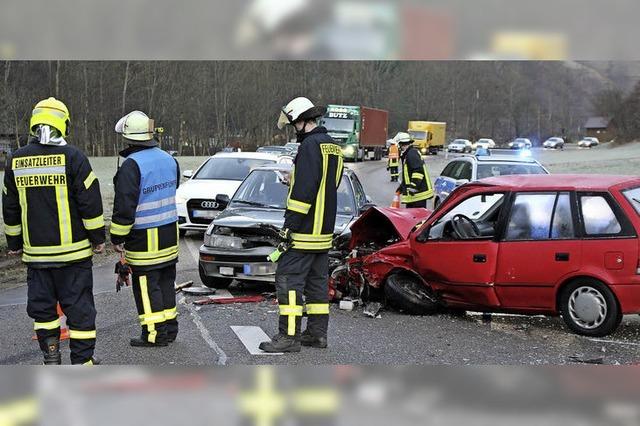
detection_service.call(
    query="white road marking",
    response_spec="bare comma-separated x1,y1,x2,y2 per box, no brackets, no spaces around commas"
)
586,338,640,347
179,294,228,365
231,325,283,355
183,237,202,262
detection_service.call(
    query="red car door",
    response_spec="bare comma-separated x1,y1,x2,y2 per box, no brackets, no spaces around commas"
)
495,192,581,310
412,191,505,308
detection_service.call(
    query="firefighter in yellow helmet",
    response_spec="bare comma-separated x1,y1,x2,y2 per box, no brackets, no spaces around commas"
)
2,97,105,365
395,132,434,208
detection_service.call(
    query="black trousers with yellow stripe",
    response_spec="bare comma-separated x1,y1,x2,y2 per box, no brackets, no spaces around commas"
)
276,251,330,339
389,165,399,181
131,265,178,344
26,261,96,364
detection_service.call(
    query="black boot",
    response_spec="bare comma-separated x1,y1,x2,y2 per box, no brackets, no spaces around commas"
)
130,337,168,347
301,330,328,348
42,336,61,365
259,334,301,353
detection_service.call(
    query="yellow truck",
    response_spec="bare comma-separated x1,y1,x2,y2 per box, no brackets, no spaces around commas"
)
407,121,446,155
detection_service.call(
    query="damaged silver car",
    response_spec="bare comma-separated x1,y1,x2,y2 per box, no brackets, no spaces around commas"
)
198,164,372,288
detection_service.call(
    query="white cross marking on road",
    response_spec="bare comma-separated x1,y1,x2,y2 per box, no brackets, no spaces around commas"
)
231,326,283,356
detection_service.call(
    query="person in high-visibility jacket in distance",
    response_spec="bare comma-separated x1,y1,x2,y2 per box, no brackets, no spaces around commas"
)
2,97,105,365
109,111,180,347
387,141,400,182
395,132,434,208
259,97,344,353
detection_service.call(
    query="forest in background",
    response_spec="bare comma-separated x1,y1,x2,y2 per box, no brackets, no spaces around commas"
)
0,61,637,155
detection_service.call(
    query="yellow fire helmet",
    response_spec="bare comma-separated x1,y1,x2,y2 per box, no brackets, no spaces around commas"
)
30,97,70,137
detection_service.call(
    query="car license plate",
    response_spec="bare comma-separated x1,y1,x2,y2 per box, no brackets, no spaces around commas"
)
219,267,234,276
243,263,276,276
193,210,218,219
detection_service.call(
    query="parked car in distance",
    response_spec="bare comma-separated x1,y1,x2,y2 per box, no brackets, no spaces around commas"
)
433,151,548,208
199,164,372,288
348,174,640,337
473,138,496,150
447,139,473,153
543,137,565,150
176,152,279,234
508,138,532,149
256,145,292,156
578,137,600,148
221,146,241,153
284,142,300,156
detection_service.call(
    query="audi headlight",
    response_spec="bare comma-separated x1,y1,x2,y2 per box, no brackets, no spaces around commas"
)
344,145,355,155
421,147,427,154
210,235,244,249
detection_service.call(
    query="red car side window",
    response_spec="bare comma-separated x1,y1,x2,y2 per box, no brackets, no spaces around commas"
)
580,196,621,235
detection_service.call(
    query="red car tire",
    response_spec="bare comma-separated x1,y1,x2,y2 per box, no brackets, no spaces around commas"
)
384,273,439,315
559,278,622,337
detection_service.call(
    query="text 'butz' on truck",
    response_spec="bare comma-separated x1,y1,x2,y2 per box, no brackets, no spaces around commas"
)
321,104,388,162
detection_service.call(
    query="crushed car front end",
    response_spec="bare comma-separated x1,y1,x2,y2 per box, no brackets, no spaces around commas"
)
200,221,281,283
329,207,432,300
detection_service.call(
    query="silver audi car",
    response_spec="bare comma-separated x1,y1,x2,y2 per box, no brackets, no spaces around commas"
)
198,164,371,288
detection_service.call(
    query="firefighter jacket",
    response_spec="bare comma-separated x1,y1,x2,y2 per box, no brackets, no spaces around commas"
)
109,146,180,270
284,126,344,252
388,144,399,167
400,145,434,204
2,139,105,266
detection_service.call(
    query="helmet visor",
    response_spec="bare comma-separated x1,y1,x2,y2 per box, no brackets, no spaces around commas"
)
277,109,291,130
32,107,68,119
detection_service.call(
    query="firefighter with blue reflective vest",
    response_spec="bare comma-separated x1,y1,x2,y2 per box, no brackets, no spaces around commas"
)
2,97,105,365
259,97,344,353
395,132,434,208
109,111,180,347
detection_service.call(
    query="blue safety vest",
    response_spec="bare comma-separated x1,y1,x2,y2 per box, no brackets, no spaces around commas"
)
128,148,178,230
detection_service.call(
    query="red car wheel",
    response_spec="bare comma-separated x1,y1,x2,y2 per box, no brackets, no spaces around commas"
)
384,273,439,315
559,278,622,337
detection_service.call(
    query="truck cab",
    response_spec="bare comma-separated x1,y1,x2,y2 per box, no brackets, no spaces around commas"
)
322,104,387,162
408,121,447,155
322,105,361,161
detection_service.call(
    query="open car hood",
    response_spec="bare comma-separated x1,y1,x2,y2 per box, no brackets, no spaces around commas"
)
349,207,432,249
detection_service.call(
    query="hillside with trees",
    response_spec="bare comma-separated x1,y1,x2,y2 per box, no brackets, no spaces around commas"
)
0,61,637,154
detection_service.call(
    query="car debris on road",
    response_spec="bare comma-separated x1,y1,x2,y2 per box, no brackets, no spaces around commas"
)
182,286,216,296
363,302,383,319
193,295,265,306
174,280,194,293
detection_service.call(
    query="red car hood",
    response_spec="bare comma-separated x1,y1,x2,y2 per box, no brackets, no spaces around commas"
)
349,207,432,249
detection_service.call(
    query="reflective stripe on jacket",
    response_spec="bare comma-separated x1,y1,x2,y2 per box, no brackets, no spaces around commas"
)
284,127,344,252
400,146,434,204
109,145,180,269
128,148,178,230
1,139,105,264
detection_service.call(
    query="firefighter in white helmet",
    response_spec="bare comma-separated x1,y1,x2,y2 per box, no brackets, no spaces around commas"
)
259,97,344,353
395,132,434,208
110,111,181,347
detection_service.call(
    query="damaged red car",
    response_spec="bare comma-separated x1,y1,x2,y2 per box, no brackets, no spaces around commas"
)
337,174,640,337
